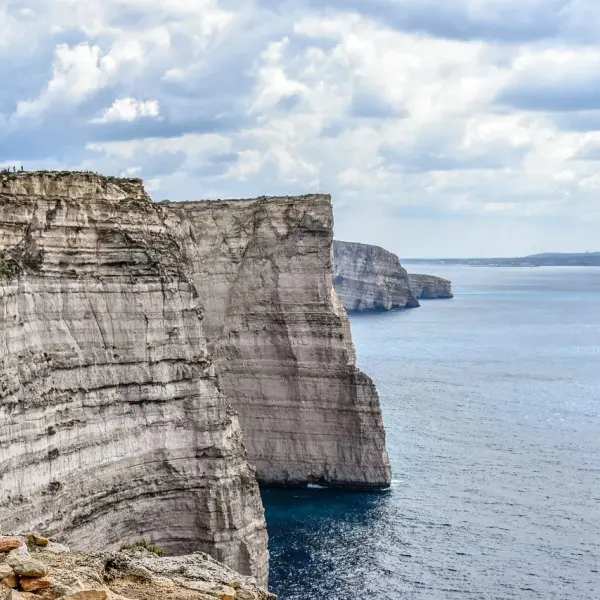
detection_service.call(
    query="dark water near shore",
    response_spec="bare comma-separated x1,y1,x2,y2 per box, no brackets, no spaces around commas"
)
262,266,600,600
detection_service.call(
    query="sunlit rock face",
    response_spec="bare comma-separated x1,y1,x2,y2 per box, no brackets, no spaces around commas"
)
333,240,420,312
0,173,392,595
165,197,391,488
0,172,268,586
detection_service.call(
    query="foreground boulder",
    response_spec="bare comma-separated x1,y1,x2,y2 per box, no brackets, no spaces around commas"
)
0,536,274,600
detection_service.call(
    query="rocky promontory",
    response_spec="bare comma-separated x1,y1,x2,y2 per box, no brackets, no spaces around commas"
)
0,172,391,585
333,240,420,311
0,534,274,599
408,274,453,299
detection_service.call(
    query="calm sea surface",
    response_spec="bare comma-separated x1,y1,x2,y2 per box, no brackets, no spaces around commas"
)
262,266,600,600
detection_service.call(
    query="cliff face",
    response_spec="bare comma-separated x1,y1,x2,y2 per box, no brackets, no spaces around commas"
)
332,240,419,311
0,173,268,586
165,198,391,488
408,274,453,299
0,534,275,599
0,173,392,586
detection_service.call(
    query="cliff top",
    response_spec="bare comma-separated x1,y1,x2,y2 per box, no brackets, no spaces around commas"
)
0,170,142,186
333,239,402,262
0,171,149,203
0,171,329,207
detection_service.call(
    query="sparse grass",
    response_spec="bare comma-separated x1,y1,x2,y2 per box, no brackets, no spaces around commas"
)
120,539,165,557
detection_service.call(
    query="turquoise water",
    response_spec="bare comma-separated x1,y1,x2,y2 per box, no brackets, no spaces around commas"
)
262,266,600,600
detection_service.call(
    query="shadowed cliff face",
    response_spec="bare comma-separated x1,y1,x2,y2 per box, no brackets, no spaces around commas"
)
0,172,268,586
333,240,420,312
165,198,391,488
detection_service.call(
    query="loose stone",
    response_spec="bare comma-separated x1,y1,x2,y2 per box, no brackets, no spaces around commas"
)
61,592,108,600
12,559,48,577
27,535,49,547
0,538,22,553
1,572,18,588
19,576,52,592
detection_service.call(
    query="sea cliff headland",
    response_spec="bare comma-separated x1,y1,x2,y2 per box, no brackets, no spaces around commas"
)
0,171,391,589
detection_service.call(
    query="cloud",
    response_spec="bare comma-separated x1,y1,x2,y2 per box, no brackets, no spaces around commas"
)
2,0,600,256
15,44,108,119
263,0,568,43
92,98,160,123
496,47,600,111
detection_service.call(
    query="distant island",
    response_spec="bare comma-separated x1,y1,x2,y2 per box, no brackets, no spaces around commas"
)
403,252,600,267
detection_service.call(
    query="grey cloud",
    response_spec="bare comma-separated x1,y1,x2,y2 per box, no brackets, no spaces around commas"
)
551,110,600,131
320,122,347,138
379,138,529,174
498,78,600,112
261,0,569,43
275,94,303,112
573,142,600,160
348,92,403,119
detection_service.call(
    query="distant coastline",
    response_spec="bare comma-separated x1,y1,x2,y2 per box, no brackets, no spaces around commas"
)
403,252,600,267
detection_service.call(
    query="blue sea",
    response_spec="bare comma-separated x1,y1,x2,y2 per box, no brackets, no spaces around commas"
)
262,266,600,600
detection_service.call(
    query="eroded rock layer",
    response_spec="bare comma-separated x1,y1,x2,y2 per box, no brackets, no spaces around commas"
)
332,240,420,312
165,198,391,487
0,173,268,586
408,274,453,299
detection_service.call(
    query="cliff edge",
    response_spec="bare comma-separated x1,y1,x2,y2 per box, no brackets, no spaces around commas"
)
332,240,420,311
408,274,453,299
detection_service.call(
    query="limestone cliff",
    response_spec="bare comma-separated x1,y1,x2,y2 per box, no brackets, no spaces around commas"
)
0,534,275,599
0,172,391,584
408,274,453,299
164,199,391,488
332,240,420,311
0,172,268,586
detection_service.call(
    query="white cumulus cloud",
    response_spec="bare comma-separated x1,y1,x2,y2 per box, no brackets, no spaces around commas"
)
93,98,161,123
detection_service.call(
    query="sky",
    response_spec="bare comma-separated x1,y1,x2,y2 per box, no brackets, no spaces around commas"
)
1,0,599,258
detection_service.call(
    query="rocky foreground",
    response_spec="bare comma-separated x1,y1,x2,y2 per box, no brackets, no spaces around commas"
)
0,535,274,600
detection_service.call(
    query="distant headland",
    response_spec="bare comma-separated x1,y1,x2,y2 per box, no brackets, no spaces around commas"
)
403,252,600,267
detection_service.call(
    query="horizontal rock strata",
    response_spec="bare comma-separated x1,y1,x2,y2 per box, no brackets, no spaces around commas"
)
1,172,392,589
0,172,268,586
408,274,453,299
165,199,391,488
332,240,419,311
0,534,275,599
